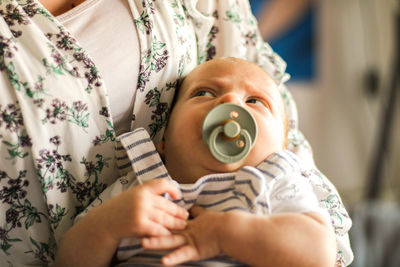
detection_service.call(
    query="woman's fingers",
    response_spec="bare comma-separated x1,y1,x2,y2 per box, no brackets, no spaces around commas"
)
153,194,189,219
144,178,189,220
146,178,181,200
149,208,187,230
141,219,172,236
128,179,189,233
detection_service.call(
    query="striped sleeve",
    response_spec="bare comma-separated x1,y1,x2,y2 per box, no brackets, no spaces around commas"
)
258,150,328,216
115,128,169,182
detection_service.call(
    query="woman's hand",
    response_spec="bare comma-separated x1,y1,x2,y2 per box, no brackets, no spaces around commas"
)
100,178,189,240
142,206,337,267
55,178,188,267
142,205,225,266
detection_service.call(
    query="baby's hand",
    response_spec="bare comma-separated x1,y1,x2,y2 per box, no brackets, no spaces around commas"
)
142,205,224,266
101,178,189,241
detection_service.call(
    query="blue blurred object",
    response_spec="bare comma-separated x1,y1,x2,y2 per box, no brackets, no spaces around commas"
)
250,0,316,82
249,0,264,14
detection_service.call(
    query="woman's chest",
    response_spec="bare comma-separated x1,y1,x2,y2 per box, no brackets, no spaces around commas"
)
38,0,87,16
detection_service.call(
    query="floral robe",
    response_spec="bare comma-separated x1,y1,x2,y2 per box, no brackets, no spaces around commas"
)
0,0,353,266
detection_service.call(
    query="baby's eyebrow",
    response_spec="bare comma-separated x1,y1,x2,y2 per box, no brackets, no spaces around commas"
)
245,82,275,97
193,77,229,88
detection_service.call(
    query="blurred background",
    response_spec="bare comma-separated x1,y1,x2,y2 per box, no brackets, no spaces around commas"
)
249,0,400,266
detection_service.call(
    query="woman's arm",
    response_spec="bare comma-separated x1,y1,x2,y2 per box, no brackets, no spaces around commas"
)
54,179,188,267
218,210,336,267
54,201,119,267
143,206,337,267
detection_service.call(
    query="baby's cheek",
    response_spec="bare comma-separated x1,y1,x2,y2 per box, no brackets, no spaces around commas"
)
249,145,270,166
257,134,280,155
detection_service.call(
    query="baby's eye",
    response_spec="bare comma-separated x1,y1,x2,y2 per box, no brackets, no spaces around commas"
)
246,98,267,107
193,90,215,97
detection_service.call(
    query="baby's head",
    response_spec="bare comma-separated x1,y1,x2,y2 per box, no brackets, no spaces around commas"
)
158,57,288,184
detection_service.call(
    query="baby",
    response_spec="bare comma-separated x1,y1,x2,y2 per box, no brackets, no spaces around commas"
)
159,57,288,183
79,57,336,266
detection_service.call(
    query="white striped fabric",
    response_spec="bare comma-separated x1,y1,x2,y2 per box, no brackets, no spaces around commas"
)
115,128,326,262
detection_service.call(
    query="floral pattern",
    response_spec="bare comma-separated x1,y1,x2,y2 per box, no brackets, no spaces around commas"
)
0,0,352,266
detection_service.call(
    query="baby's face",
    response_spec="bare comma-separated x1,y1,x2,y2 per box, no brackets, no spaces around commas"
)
160,58,286,184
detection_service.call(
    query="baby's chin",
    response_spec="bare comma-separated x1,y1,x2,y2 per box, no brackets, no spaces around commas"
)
210,161,244,172
200,160,245,177
173,161,243,184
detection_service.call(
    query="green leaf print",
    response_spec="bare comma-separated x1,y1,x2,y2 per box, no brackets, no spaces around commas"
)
225,5,242,24
135,10,152,34
2,131,31,163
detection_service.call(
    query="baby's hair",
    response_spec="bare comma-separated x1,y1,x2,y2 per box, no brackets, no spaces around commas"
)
168,77,185,114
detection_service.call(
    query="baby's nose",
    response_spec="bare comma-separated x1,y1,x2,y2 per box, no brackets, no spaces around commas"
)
216,93,242,105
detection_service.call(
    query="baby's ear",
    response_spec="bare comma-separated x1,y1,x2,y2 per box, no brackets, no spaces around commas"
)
156,138,165,158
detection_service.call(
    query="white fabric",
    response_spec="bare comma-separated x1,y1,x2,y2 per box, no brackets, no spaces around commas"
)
57,0,140,135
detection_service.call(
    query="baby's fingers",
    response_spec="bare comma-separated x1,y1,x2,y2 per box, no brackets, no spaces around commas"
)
142,235,186,250
143,236,199,266
162,245,199,266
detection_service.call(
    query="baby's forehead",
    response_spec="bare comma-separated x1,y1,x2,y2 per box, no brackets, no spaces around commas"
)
178,58,278,97
194,58,274,80
207,57,259,69
208,58,275,82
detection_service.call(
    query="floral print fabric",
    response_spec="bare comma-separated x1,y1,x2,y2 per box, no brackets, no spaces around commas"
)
0,0,352,266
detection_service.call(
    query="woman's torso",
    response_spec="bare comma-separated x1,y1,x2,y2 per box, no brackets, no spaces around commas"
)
0,0,201,264
56,0,140,135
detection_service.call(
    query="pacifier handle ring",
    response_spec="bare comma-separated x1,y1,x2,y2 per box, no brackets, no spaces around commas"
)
209,126,252,163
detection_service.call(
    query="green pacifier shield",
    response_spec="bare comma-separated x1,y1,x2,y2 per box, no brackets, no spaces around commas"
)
202,103,258,163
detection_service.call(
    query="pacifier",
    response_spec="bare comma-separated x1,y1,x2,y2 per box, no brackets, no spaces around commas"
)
202,103,258,163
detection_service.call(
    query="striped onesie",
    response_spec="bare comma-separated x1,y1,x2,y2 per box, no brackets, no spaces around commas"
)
77,128,328,265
